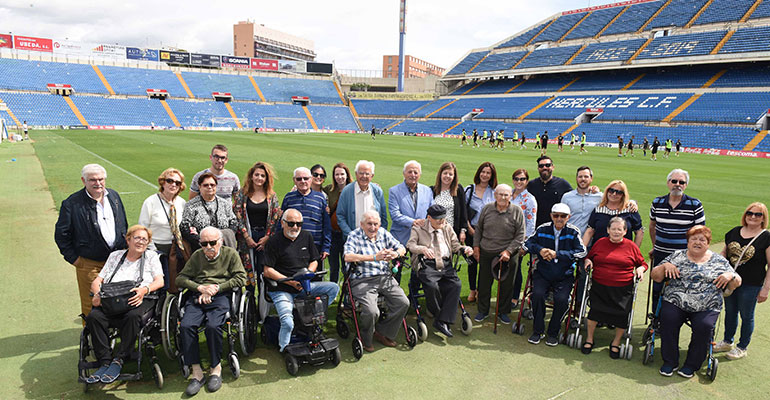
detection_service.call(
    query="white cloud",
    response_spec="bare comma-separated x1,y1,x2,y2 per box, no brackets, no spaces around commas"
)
1,0,599,71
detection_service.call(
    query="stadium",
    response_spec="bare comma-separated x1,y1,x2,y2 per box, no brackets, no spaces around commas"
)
1,0,770,398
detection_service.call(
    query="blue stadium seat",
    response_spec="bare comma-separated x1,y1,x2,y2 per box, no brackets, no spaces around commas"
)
0,59,105,94
473,51,528,73
351,99,430,116
535,13,589,43
359,118,397,130
496,22,550,49
530,93,688,121
0,92,80,126
636,30,726,60
712,64,770,87
719,26,770,54
516,45,582,69
428,97,549,119
673,92,770,123
571,38,648,65
181,72,260,100
602,1,664,36
99,66,186,97
646,0,710,30
252,76,342,104
749,0,770,19
72,96,174,126
564,8,623,40
308,105,357,130
446,51,490,75
630,65,724,89
694,0,755,25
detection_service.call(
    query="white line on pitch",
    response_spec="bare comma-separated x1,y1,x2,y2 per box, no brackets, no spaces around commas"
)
57,134,156,189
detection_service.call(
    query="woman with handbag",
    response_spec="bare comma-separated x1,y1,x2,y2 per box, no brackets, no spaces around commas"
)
234,162,282,287
464,161,497,302
138,168,187,291
84,225,164,384
714,202,770,360
323,162,352,283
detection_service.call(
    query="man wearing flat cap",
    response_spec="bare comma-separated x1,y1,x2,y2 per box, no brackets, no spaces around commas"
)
407,204,474,337
522,203,586,347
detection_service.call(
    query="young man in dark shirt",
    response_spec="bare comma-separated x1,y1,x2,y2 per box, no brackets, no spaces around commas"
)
527,156,573,227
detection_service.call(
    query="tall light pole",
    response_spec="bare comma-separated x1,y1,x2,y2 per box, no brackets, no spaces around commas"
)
398,0,406,92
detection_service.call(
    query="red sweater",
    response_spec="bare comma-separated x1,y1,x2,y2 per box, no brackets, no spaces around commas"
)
587,237,648,287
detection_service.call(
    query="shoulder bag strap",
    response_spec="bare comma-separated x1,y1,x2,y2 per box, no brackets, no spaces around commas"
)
735,230,769,267
106,252,129,284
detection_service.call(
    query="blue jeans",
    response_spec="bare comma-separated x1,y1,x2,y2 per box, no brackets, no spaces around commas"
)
723,285,762,349
268,282,339,351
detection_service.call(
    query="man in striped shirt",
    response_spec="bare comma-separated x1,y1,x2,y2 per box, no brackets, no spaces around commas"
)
281,167,331,272
343,211,408,351
648,168,705,309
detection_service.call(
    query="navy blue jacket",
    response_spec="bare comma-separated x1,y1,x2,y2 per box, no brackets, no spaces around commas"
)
523,222,586,281
54,188,128,264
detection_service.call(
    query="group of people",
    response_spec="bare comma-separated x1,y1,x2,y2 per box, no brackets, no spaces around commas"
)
459,129,590,155
54,144,769,391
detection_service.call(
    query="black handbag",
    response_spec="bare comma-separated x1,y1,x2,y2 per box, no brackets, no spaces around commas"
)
465,185,477,221
100,252,145,316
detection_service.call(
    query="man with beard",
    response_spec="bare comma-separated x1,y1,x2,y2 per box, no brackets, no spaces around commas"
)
527,156,573,227
648,168,705,310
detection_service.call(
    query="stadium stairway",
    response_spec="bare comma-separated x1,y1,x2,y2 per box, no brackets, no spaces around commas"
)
160,99,181,128
247,76,267,102
63,96,88,125
91,65,116,95
384,100,441,131
302,105,319,130
638,0,673,33
744,130,768,150
224,103,243,129
662,69,727,122
0,99,22,126
175,72,195,98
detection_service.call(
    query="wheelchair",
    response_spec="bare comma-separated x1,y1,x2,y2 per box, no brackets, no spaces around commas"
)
160,286,257,379
336,258,418,360
408,252,473,341
260,269,341,376
511,256,583,344
77,293,166,393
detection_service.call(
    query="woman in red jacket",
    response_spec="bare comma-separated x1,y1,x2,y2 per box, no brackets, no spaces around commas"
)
582,216,647,358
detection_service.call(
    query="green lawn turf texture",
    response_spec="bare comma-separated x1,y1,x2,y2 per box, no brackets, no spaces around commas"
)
0,129,767,399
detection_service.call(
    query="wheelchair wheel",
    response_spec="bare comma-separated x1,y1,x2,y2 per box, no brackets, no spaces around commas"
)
523,308,534,320
238,293,258,355
708,358,718,381
642,326,653,344
330,347,341,367
406,325,418,348
336,319,350,339
625,345,633,360
161,293,180,360
152,362,164,389
352,338,364,360
566,333,575,348
417,321,428,342
461,315,473,336
79,329,92,361
229,353,240,379
512,322,525,335
642,343,653,365
285,353,299,376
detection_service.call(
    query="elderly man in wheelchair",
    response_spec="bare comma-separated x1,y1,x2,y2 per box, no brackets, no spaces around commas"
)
175,226,247,396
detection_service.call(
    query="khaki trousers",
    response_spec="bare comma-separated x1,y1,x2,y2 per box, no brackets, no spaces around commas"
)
74,257,106,318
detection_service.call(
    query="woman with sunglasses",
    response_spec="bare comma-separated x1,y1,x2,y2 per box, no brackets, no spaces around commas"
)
510,168,537,309
138,168,187,290
582,180,643,250
234,162,282,288
310,164,329,199
713,202,770,360
180,173,242,252
324,162,353,283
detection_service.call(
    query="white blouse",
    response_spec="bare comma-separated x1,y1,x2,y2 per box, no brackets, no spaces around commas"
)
138,193,186,247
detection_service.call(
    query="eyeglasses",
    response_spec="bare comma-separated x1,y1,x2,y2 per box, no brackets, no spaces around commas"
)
201,183,216,188
607,188,624,195
312,172,326,179
669,179,687,185
538,163,553,168
199,240,219,247
551,213,569,219
284,221,303,228
165,178,182,186
294,176,311,182
746,211,764,218
211,154,227,161
131,236,149,243
513,177,528,182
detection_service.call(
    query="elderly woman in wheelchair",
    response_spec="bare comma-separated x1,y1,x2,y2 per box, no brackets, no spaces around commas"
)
83,225,164,385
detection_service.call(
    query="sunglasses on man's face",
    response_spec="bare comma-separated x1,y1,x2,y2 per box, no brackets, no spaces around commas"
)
294,176,311,182
669,179,687,185
538,163,553,168
284,221,303,228
200,240,219,248
551,213,569,219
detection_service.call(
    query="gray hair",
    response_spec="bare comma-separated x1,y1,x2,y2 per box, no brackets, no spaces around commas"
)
667,168,689,184
81,164,106,180
354,160,375,175
282,208,304,222
403,160,421,173
293,167,311,177
495,183,513,194
361,210,380,222
200,226,222,239
607,216,627,231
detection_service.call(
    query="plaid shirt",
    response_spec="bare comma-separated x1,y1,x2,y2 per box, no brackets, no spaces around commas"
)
343,227,404,279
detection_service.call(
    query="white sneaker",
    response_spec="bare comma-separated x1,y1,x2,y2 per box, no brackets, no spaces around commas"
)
713,340,733,353
726,347,747,360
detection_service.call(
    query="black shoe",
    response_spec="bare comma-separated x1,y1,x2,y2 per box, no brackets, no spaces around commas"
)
545,336,559,347
433,320,453,337
185,377,205,396
206,374,222,392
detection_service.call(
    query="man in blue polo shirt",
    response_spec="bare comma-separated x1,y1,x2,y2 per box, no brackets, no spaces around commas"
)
281,167,331,275
648,168,705,308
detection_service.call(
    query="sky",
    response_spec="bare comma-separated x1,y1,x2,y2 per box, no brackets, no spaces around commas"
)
1,0,602,72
